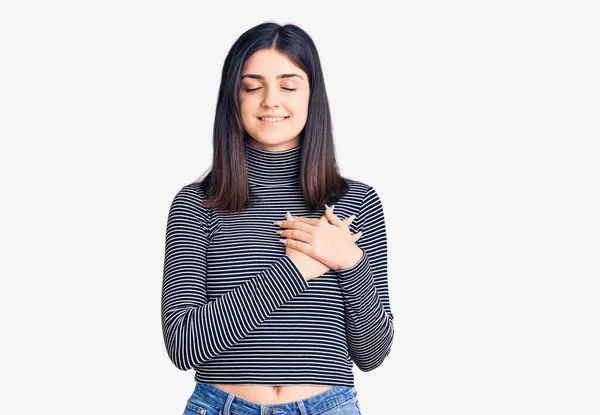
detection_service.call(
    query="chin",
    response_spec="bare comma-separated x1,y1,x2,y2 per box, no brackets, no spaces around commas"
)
249,136,299,148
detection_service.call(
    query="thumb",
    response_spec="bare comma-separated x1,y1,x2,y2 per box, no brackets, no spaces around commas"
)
319,211,329,224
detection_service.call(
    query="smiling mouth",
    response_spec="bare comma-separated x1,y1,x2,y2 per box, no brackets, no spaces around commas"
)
258,116,289,123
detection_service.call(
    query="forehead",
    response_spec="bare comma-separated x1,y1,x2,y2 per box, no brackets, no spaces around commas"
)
242,49,307,79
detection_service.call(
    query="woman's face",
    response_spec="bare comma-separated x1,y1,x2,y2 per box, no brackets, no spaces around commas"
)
239,48,310,151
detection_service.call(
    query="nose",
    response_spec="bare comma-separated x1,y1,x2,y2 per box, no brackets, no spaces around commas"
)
261,86,280,109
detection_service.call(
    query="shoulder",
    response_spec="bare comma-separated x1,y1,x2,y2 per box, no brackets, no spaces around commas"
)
341,177,381,206
168,181,213,227
170,182,208,206
179,181,208,200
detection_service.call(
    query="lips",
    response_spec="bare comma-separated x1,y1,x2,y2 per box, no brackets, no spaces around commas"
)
258,116,289,123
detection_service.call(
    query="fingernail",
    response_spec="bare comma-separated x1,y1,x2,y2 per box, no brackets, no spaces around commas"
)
286,212,293,221
273,220,283,225
348,215,356,222
325,204,334,212
279,238,286,243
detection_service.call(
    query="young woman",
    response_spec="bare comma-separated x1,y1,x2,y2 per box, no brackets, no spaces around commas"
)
161,22,394,415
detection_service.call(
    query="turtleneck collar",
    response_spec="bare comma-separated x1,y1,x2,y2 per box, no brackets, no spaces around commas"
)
245,141,302,186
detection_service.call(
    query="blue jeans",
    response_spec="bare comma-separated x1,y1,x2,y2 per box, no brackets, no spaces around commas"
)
182,383,363,415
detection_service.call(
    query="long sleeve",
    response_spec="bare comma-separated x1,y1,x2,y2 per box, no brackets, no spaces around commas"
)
337,185,395,371
161,185,310,371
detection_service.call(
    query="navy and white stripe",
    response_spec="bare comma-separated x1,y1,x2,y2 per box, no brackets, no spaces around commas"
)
161,142,394,387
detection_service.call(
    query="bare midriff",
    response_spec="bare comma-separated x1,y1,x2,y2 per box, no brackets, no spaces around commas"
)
213,384,335,405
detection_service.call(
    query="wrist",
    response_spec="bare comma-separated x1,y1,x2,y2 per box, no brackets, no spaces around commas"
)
338,246,364,270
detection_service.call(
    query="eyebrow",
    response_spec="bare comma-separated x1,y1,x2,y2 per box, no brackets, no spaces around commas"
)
241,73,304,81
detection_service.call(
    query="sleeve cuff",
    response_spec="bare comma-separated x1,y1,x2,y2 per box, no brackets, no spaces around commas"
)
277,254,311,292
336,249,374,293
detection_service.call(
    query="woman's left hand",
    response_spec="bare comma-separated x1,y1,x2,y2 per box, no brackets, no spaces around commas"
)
276,207,364,271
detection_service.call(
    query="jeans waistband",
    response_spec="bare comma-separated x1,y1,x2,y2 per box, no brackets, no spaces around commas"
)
193,383,356,414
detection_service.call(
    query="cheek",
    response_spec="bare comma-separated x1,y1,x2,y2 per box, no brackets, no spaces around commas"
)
293,94,310,116
239,100,255,119
290,102,309,121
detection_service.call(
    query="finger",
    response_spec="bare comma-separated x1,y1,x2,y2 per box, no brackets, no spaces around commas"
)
291,216,321,226
277,228,312,244
280,237,312,255
343,215,356,227
279,216,314,234
352,231,363,242
319,212,329,224
324,208,344,227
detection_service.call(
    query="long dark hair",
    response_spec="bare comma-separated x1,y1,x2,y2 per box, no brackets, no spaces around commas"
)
196,22,349,213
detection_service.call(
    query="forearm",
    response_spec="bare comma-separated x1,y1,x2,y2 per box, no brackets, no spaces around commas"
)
337,249,395,371
162,255,309,370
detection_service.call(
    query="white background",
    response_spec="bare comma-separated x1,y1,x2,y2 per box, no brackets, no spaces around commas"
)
1,1,598,414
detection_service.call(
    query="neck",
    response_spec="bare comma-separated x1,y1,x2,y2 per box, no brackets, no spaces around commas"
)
245,141,302,186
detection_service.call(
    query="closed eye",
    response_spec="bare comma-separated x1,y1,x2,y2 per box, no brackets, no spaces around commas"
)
244,87,296,92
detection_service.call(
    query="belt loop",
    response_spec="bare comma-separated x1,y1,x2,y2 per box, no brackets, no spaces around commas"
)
222,392,235,415
296,400,308,415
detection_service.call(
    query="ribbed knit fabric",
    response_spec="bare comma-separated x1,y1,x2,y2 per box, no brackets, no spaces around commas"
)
161,142,395,387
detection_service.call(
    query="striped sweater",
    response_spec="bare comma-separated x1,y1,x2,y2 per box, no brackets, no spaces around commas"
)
161,142,395,387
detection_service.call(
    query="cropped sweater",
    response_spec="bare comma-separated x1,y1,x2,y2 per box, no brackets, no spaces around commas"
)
161,142,395,387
